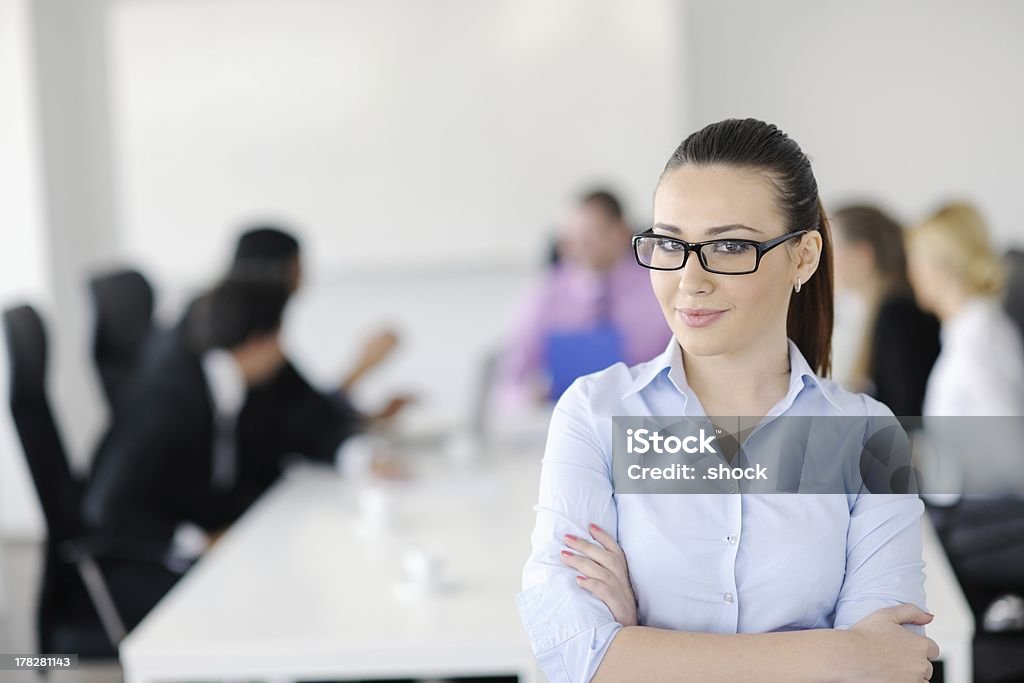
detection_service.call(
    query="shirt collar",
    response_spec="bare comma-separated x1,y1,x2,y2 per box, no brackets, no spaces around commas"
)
621,336,843,413
621,336,680,401
781,338,843,414
201,349,246,418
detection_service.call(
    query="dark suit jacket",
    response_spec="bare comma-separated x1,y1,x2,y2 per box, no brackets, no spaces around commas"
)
869,292,942,417
82,328,364,545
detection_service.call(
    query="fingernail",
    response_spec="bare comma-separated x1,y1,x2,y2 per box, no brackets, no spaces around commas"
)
576,575,586,582
589,523,602,534
560,550,573,558
564,534,579,543
925,612,935,617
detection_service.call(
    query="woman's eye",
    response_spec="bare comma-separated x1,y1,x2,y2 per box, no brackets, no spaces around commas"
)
713,241,752,255
655,239,685,252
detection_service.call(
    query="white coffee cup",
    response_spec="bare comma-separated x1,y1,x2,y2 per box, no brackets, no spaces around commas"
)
358,485,393,531
401,547,444,592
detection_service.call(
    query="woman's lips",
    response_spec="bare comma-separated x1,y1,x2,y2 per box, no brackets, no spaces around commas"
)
676,308,727,328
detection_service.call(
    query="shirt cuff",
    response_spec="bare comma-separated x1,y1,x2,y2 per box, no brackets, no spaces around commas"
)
517,574,623,682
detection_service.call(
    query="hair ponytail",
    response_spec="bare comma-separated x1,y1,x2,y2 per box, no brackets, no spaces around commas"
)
787,199,833,376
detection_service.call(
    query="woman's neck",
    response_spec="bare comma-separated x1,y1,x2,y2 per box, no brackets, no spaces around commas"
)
681,334,792,417
933,284,971,322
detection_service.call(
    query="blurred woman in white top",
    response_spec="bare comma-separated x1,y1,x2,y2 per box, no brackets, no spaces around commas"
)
907,202,1024,417
907,203,1024,504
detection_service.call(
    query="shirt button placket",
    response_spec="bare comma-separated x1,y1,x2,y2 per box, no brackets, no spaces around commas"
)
721,496,742,631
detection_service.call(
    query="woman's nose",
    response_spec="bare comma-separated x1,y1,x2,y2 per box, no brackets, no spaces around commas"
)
677,249,713,294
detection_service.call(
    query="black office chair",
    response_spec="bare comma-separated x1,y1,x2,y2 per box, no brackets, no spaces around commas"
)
3,304,178,657
929,496,1024,683
1004,249,1024,341
89,269,155,411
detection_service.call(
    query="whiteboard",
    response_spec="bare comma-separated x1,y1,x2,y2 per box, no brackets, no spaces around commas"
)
109,0,688,284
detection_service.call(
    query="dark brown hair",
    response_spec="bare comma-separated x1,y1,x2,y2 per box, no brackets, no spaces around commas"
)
660,118,834,376
579,188,624,222
832,204,910,291
831,204,909,389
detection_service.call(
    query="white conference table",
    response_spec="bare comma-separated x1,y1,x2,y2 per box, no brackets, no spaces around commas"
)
121,440,974,683
121,442,545,683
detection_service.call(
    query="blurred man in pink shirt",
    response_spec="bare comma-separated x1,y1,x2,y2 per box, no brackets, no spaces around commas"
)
495,190,671,412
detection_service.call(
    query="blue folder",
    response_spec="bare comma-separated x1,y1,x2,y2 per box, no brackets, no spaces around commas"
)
543,324,625,400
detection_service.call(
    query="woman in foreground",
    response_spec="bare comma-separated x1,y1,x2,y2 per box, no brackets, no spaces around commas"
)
517,119,939,683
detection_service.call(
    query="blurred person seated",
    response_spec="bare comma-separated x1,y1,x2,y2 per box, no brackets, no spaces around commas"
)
1003,248,1024,340
81,279,396,630
494,189,671,412
174,225,411,423
832,204,940,416
95,226,412,479
907,202,1024,416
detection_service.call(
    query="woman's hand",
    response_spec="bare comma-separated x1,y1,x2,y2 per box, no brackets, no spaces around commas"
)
369,393,416,423
841,605,940,682
560,523,638,627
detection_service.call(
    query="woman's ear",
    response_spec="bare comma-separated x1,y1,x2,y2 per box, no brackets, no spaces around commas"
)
791,231,823,284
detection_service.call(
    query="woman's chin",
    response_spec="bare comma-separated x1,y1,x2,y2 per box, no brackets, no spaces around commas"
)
673,329,732,357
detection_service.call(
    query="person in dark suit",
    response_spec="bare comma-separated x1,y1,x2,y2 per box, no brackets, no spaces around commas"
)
184,225,410,422
83,226,411,629
831,204,941,416
94,225,409,481
83,276,401,629
81,279,297,627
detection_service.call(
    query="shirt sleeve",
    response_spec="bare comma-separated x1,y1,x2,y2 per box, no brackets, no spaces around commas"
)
516,376,624,683
267,362,366,463
833,397,928,635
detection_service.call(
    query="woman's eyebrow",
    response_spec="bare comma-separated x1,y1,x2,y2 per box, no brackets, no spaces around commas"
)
705,224,763,236
652,223,682,234
653,223,763,237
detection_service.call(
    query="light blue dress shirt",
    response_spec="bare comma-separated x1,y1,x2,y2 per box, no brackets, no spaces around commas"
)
517,337,927,683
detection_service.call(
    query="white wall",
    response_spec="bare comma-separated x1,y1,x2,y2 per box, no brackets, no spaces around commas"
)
283,270,535,423
0,0,47,302
0,0,49,540
30,0,120,470
108,0,688,288
0,0,121,539
686,0,1024,248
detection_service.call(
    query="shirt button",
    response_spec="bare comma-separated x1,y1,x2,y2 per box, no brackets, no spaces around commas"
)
727,483,737,492
723,592,735,604
727,534,739,545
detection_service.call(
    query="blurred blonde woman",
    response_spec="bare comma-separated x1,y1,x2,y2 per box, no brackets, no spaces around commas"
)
906,202,1024,416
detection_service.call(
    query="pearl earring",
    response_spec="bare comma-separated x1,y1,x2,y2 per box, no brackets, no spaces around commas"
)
794,278,802,293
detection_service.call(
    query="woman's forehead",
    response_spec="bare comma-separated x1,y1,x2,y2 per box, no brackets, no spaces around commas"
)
654,165,784,237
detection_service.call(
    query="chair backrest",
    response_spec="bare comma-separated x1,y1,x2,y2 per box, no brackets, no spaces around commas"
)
2,305,83,545
1004,249,1024,342
89,269,155,408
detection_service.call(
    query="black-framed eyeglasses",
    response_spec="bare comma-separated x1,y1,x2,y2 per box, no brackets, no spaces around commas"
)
632,229,809,275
